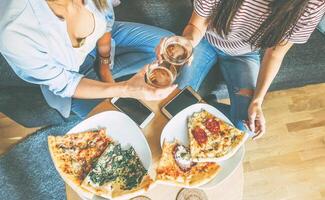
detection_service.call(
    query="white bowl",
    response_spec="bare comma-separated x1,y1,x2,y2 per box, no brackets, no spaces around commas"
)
160,103,245,189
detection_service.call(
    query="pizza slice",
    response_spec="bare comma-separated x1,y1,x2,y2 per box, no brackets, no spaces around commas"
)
48,129,112,188
81,143,152,199
188,110,248,162
156,140,220,187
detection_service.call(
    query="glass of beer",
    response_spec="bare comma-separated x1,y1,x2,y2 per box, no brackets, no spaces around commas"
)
146,61,177,88
162,36,193,66
145,36,193,88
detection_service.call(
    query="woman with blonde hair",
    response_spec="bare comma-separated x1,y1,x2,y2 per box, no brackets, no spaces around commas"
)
0,0,176,119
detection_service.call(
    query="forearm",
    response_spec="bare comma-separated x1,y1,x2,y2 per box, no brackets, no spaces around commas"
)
253,42,293,104
97,32,114,82
182,12,209,47
254,44,296,106
99,63,114,83
97,32,111,57
182,23,205,47
73,78,126,99
253,52,283,104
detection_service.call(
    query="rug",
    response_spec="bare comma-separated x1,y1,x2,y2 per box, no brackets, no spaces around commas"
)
0,118,80,200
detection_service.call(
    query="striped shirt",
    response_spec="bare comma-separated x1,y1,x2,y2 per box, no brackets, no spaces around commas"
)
194,0,325,55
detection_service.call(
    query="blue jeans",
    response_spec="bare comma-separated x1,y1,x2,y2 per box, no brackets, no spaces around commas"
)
176,38,261,132
71,21,173,118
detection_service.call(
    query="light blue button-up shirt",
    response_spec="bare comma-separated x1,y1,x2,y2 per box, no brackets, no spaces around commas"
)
0,0,115,118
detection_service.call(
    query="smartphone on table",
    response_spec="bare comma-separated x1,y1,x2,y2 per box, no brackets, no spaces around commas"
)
161,86,202,119
111,98,155,129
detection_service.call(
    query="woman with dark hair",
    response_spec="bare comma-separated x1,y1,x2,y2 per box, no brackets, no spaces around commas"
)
0,0,176,119
157,0,325,139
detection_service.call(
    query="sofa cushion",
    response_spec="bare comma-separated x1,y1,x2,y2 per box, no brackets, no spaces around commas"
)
270,30,325,90
317,15,325,34
115,0,192,34
0,87,66,127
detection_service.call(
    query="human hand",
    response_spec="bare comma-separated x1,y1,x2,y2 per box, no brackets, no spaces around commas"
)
246,101,266,140
122,65,177,101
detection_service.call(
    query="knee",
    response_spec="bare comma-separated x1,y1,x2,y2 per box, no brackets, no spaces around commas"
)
235,88,254,97
231,88,254,120
144,24,174,40
158,28,175,37
189,40,216,67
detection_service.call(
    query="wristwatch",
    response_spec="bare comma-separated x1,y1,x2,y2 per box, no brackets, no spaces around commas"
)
99,56,110,65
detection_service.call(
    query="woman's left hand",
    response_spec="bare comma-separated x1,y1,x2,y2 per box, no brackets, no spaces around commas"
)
247,101,266,140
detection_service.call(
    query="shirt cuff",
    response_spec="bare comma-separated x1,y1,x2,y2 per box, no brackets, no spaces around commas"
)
49,72,84,98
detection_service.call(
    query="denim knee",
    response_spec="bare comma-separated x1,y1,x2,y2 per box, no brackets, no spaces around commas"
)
71,99,103,119
231,87,254,121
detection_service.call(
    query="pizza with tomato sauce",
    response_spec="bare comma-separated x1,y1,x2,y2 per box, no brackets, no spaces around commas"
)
48,129,112,192
156,140,220,187
49,129,153,199
188,110,248,162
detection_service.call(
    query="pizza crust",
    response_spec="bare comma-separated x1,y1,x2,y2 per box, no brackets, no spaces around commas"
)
81,174,152,200
81,178,112,199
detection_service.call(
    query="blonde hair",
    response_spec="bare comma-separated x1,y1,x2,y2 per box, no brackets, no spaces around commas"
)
47,0,108,12
92,0,108,11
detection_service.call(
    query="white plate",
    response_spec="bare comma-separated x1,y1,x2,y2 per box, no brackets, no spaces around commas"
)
66,111,153,200
160,103,245,189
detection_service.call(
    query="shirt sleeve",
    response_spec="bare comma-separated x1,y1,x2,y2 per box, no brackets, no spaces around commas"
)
193,0,218,18
0,31,84,98
288,1,325,44
104,0,115,32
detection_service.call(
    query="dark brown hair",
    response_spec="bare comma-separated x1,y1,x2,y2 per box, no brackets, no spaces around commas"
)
210,0,310,48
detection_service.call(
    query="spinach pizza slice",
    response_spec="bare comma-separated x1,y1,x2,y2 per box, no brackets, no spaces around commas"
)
82,143,152,199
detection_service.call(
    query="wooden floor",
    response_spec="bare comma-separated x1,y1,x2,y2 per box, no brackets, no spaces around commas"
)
1,83,325,200
243,83,325,200
0,114,38,155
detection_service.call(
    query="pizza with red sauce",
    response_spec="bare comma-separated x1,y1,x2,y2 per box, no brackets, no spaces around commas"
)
156,140,220,187
48,129,112,187
188,110,248,162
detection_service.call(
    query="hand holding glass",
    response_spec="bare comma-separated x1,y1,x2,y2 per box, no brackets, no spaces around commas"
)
147,36,193,88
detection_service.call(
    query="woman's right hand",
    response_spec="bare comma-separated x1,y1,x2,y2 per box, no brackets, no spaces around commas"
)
121,65,178,101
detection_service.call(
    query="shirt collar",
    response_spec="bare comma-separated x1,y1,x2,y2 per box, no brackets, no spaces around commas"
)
28,0,58,25
28,0,95,25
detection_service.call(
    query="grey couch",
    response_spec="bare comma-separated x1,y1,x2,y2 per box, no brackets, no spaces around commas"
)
0,0,324,127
